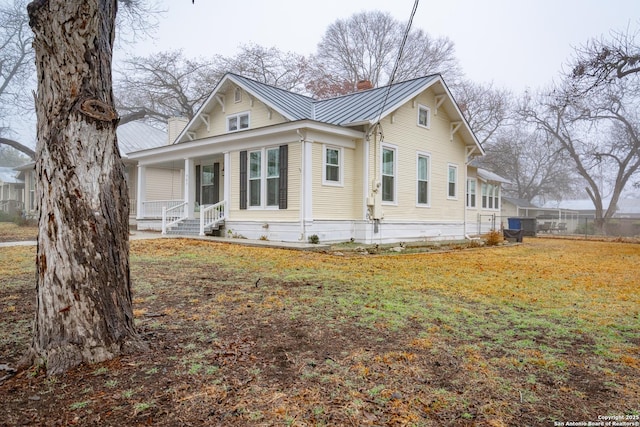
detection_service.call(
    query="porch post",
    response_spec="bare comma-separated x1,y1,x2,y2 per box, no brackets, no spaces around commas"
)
223,151,230,217
184,158,196,218
136,164,146,220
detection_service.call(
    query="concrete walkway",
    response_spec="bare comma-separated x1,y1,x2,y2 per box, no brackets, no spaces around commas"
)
0,231,329,251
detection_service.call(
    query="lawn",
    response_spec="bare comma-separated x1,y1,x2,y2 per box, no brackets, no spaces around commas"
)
0,236,638,426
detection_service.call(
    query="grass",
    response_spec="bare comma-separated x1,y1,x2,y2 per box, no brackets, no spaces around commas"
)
0,236,638,425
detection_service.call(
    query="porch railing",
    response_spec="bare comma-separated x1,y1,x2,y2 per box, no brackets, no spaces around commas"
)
199,200,227,236
162,202,188,235
141,200,184,218
0,200,24,214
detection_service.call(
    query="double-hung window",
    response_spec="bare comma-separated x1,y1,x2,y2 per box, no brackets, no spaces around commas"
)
266,148,280,206
239,145,289,209
246,147,283,209
382,146,396,203
323,146,341,185
249,151,262,207
466,178,476,208
417,154,430,205
227,112,249,132
447,164,458,199
481,183,488,208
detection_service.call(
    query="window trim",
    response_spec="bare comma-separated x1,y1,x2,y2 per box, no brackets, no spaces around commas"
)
322,145,343,187
447,163,458,200
417,104,431,129
416,152,430,207
227,111,250,132
234,87,242,103
466,178,477,208
381,144,397,205
247,146,282,210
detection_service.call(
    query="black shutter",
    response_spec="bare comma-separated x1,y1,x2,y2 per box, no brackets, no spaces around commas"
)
278,144,288,210
239,151,247,210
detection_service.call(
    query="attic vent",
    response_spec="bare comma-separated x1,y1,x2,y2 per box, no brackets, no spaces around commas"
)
357,80,373,91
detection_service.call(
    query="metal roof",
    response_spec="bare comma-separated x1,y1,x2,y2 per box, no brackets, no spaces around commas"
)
228,74,313,121
116,121,167,157
0,166,22,184
313,75,440,125
229,73,441,126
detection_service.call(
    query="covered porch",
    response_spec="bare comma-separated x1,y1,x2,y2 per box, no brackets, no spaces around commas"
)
135,152,230,236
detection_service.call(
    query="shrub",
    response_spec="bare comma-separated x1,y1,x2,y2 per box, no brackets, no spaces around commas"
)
484,230,503,246
308,234,320,244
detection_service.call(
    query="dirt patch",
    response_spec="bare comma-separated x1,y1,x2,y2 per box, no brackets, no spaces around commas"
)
1,239,638,426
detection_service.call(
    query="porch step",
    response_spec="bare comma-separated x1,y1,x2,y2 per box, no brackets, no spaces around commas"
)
166,219,224,236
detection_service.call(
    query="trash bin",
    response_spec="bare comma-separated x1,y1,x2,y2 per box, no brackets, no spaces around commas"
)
507,217,537,236
508,217,521,230
503,229,524,243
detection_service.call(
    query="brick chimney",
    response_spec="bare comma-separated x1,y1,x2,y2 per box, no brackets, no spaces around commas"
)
357,80,373,91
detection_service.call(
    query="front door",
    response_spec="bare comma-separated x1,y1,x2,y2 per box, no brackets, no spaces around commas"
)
196,163,220,206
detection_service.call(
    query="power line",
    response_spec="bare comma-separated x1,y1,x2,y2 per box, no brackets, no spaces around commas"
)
373,0,420,129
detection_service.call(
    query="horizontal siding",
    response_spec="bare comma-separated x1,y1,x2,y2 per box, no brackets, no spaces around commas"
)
312,142,361,220
146,167,183,200
370,88,467,222
194,85,289,139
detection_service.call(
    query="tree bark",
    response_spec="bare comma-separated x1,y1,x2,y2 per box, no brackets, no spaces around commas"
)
24,0,144,375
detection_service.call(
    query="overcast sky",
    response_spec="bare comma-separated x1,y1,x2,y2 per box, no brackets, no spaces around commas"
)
7,0,639,149
129,0,638,93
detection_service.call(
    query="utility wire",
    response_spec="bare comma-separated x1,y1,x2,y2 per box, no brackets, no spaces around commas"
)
373,0,420,130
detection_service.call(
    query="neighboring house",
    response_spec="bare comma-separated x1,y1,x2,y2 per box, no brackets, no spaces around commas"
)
502,197,580,233
542,198,640,235
130,72,505,244
0,166,24,215
14,121,168,220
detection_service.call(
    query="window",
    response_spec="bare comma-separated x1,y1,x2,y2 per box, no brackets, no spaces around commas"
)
417,154,430,205
234,87,242,103
249,151,261,206
242,146,287,209
466,178,476,208
227,112,249,132
447,164,457,198
382,146,396,202
481,183,488,208
418,104,431,128
266,148,280,206
323,146,341,185
493,185,500,210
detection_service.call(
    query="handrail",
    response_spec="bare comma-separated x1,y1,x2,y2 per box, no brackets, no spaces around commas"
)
199,200,227,236
162,202,188,235
141,199,184,218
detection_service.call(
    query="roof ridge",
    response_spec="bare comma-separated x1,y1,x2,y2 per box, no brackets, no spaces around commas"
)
312,73,442,103
226,72,314,102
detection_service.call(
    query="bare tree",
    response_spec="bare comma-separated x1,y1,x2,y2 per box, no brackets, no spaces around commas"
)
23,0,146,375
0,0,33,115
478,126,578,203
455,80,511,147
116,44,310,126
520,78,640,233
568,25,640,94
214,43,309,93
115,50,218,123
308,10,461,97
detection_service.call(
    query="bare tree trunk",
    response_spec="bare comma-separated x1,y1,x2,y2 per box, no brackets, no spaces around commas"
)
24,0,145,375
